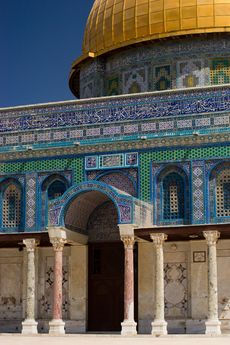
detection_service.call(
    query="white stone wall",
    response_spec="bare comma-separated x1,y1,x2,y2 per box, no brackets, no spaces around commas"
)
138,239,230,334
1,239,230,334
0,249,24,332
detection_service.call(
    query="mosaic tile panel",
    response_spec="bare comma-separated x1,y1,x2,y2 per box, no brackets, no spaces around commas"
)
107,76,119,96
154,164,190,225
53,131,68,140
103,126,121,135
154,65,171,91
177,60,205,88
2,184,21,229
215,168,230,217
124,124,139,134
87,201,120,242
140,145,230,202
122,68,148,94
69,129,84,139
0,86,230,133
2,110,230,150
100,154,124,168
211,59,230,85
85,153,138,170
87,168,138,189
49,181,134,226
192,161,205,224
25,173,37,230
98,172,136,196
0,158,83,184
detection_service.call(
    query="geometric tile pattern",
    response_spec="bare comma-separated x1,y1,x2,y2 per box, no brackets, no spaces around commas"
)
177,60,204,88
162,173,184,221
192,161,205,224
25,174,37,230
211,59,230,85
154,65,171,91
0,158,83,184
2,184,21,229
140,146,230,202
98,172,136,196
216,169,230,217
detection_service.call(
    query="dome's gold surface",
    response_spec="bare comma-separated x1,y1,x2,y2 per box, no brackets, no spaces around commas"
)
82,0,230,58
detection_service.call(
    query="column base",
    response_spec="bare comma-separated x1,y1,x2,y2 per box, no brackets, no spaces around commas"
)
49,319,65,335
121,320,137,335
151,320,168,336
21,319,38,334
205,319,221,335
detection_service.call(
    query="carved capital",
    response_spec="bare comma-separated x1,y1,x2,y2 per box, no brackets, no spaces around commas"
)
150,233,168,247
121,235,135,249
203,231,220,246
23,238,39,252
50,237,67,252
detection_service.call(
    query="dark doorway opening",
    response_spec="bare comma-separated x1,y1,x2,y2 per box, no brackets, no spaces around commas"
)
88,242,124,332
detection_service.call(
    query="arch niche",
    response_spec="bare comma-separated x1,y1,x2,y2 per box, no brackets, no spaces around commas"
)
49,181,136,332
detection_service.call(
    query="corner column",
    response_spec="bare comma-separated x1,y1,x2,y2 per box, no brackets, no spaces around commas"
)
120,224,137,335
22,238,39,334
151,233,168,336
49,237,67,335
203,230,221,335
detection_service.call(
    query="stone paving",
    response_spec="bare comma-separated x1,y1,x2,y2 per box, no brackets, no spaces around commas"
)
1,334,230,345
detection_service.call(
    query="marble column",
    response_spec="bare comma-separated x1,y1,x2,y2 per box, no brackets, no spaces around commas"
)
49,237,67,335
22,238,39,334
203,230,221,335
151,233,168,336
120,235,137,335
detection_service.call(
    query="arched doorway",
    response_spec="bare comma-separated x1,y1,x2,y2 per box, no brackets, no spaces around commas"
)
49,181,141,333
64,190,125,332
87,201,124,332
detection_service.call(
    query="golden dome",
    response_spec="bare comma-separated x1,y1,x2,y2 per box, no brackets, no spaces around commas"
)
82,0,230,58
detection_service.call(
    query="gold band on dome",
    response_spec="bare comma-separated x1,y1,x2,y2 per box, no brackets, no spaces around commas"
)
82,0,230,59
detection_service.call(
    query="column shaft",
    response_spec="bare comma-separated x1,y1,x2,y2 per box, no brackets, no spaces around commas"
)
151,233,167,336
26,249,36,319
22,238,39,334
203,230,221,335
155,241,164,321
124,244,134,321
49,237,66,335
53,249,63,320
121,235,137,335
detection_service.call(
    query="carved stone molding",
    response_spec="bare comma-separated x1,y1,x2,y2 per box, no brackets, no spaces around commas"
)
23,238,40,252
203,231,220,246
121,236,135,249
50,237,67,252
150,233,168,247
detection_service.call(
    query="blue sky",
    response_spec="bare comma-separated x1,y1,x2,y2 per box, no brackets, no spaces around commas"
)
0,0,94,107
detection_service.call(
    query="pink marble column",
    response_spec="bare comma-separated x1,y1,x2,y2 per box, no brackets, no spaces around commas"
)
121,235,137,335
49,237,66,335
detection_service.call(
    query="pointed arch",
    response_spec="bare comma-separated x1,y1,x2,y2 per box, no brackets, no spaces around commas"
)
209,161,230,222
40,174,70,229
156,165,190,225
0,178,23,230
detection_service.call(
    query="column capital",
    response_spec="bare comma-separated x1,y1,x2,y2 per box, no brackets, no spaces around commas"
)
150,233,168,246
50,237,67,252
121,235,135,249
203,231,220,245
23,238,39,252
